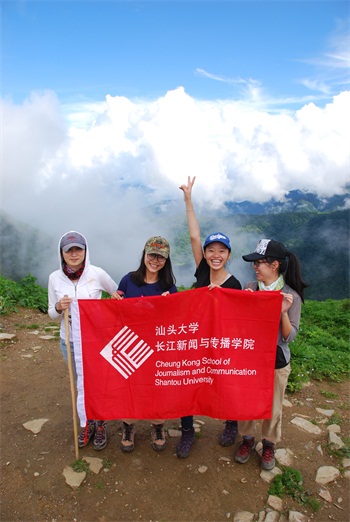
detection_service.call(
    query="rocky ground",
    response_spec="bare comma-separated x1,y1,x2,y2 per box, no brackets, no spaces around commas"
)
0,307,349,522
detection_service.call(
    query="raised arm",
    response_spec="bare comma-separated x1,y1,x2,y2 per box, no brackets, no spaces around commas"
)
179,176,203,267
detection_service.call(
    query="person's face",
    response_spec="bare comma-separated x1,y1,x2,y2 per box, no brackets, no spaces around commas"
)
252,259,279,284
204,242,230,270
144,252,167,275
62,246,85,271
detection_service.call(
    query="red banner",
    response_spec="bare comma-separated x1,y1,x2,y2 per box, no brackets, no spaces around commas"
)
71,287,282,425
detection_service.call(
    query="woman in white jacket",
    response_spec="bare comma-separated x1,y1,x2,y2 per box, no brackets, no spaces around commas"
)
48,231,118,450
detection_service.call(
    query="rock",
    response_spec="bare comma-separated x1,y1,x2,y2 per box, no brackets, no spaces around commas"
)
344,470,350,479
328,432,344,449
288,511,309,521
264,512,280,522
257,511,266,522
0,333,16,340
83,456,103,474
283,399,293,407
23,418,49,434
317,444,323,455
222,489,229,495
315,465,340,484
326,424,341,433
318,487,332,502
267,495,283,511
233,511,255,522
290,417,321,434
256,441,263,457
31,346,42,351
219,456,231,463
275,448,294,466
44,326,60,330
39,335,56,340
316,408,334,417
198,465,208,473
168,429,181,437
260,467,283,483
62,466,86,489
342,457,350,468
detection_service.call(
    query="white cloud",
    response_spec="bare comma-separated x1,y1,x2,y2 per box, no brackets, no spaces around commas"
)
1,87,349,284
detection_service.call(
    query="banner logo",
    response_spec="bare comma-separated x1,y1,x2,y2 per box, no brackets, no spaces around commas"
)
100,325,154,379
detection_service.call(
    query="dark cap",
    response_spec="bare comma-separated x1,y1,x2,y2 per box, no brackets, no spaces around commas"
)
242,239,287,262
60,232,86,253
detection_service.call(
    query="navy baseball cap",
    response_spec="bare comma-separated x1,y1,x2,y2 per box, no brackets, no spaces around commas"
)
203,232,231,251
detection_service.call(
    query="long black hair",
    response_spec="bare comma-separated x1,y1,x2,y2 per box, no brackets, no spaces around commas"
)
130,249,176,291
266,252,308,302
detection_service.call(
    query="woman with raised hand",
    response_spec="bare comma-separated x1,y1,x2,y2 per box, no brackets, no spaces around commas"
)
178,176,242,458
235,238,307,470
114,236,177,453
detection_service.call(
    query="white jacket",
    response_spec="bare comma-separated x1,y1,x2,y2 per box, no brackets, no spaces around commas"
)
48,231,118,341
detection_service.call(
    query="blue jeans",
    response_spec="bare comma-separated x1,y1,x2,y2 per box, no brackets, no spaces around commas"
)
60,338,77,383
181,416,193,430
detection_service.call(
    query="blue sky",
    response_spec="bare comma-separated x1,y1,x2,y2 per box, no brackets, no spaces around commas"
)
2,0,349,106
1,1,349,283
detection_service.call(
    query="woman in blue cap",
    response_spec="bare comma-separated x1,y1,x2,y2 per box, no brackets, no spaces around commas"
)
177,176,242,458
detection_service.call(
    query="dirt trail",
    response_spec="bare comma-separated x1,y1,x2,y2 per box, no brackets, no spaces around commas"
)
0,308,349,521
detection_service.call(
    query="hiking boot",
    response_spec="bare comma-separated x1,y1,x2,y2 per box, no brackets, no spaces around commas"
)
176,428,195,458
234,437,256,464
93,420,107,451
151,424,166,451
78,420,95,448
120,422,135,452
261,439,275,470
219,420,238,447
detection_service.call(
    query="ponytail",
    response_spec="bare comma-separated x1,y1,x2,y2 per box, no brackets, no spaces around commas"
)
283,252,308,302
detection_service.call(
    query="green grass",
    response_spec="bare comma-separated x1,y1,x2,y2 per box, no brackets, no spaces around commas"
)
0,274,48,314
268,466,320,512
320,390,338,399
71,459,91,473
288,298,349,392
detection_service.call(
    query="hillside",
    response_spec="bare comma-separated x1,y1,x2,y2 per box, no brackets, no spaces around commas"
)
1,208,349,301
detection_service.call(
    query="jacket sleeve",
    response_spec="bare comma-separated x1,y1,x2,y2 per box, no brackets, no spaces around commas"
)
98,269,118,295
48,274,62,320
283,292,302,343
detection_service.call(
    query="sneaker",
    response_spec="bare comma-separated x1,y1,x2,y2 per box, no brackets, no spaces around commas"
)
176,428,195,459
234,437,256,464
151,424,166,451
120,422,135,452
78,420,95,448
219,420,238,447
261,439,275,470
93,420,107,451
